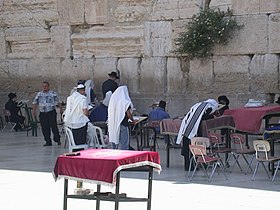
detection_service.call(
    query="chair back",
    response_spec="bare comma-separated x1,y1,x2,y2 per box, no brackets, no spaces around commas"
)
253,140,270,160
92,125,108,148
231,133,246,150
64,126,88,152
191,137,210,147
189,144,208,163
3,109,12,122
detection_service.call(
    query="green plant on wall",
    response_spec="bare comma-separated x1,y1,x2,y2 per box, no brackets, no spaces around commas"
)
175,8,242,59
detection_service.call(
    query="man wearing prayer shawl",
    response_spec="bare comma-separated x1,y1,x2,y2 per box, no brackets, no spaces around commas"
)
176,99,219,170
108,86,134,150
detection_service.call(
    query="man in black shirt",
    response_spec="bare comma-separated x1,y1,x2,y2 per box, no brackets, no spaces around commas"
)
101,71,119,98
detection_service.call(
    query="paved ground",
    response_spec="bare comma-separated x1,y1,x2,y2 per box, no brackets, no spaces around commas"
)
0,127,279,210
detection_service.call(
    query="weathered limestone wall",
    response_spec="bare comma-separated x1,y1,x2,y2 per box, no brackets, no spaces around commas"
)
0,0,280,117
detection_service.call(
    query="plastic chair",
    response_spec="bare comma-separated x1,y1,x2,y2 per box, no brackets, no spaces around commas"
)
208,132,232,169
23,106,38,136
2,109,17,131
251,140,280,181
91,125,109,148
135,126,157,151
227,133,255,174
64,126,88,152
189,144,227,182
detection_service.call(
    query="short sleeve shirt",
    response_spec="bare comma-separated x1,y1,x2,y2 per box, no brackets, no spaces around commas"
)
32,90,59,112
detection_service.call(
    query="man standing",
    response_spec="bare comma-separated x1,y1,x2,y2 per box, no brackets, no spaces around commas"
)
101,71,119,98
32,81,61,146
64,84,89,145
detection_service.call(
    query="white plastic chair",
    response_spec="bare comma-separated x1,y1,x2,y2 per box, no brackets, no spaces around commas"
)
2,109,16,131
92,125,109,148
64,126,88,152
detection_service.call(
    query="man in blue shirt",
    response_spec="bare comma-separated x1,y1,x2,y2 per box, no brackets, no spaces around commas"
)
148,100,170,133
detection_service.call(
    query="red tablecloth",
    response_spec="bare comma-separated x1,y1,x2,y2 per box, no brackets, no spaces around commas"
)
224,105,280,134
160,116,235,137
160,119,182,135
53,149,161,187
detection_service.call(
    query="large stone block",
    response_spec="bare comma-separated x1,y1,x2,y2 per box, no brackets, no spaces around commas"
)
0,29,6,58
114,0,152,23
144,21,172,57
269,14,280,53
249,54,279,93
50,26,71,58
178,0,199,19
60,58,95,100
188,59,213,92
117,58,140,94
232,0,260,15
139,57,167,94
0,0,58,28
151,0,180,21
210,0,232,11
166,57,189,94
5,27,51,58
85,0,108,24
260,0,280,14
216,15,268,55
71,25,144,58
212,55,251,93
68,0,85,25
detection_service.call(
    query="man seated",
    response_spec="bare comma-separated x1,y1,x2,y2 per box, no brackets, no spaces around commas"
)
148,100,170,135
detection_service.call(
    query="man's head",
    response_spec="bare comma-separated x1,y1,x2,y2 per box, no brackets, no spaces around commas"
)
159,100,167,109
42,81,50,92
108,71,119,80
76,84,86,95
218,95,229,106
8,92,17,101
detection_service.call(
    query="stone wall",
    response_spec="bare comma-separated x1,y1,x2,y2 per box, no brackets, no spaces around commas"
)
0,0,280,117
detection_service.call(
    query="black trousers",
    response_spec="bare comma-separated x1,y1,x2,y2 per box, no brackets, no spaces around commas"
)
39,110,60,144
72,124,88,145
181,137,194,171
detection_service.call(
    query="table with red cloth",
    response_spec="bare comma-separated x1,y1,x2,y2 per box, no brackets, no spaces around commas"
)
159,116,235,168
224,105,280,134
53,149,161,210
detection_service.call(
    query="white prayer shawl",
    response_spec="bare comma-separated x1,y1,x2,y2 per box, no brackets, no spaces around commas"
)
176,99,218,144
85,80,94,105
108,86,133,145
64,91,89,129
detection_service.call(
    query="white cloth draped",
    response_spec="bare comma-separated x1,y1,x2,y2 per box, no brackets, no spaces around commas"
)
176,99,218,144
64,91,89,129
108,86,133,145
85,80,94,105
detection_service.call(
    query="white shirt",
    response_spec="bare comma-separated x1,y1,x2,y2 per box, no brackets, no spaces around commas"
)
64,91,89,129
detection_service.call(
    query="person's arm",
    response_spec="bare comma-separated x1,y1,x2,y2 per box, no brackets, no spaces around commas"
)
83,108,89,117
32,104,37,118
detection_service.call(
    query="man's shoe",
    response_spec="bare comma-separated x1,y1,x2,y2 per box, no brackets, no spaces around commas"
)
57,141,61,145
43,143,52,146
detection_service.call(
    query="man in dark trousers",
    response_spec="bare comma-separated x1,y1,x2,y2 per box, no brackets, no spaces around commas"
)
32,81,61,146
101,71,119,98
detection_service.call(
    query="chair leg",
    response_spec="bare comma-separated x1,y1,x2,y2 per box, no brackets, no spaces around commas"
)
244,155,255,175
251,162,260,180
189,163,199,181
272,161,280,182
260,162,271,179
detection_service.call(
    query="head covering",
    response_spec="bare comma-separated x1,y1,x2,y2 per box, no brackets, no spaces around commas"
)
108,71,119,79
103,91,112,107
276,97,280,104
108,86,133,145
159,100,167,109
77,84,85,89
8,92,17,100
218,95,229,105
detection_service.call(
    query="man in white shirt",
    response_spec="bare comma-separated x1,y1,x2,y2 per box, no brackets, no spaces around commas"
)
64,84,89,145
